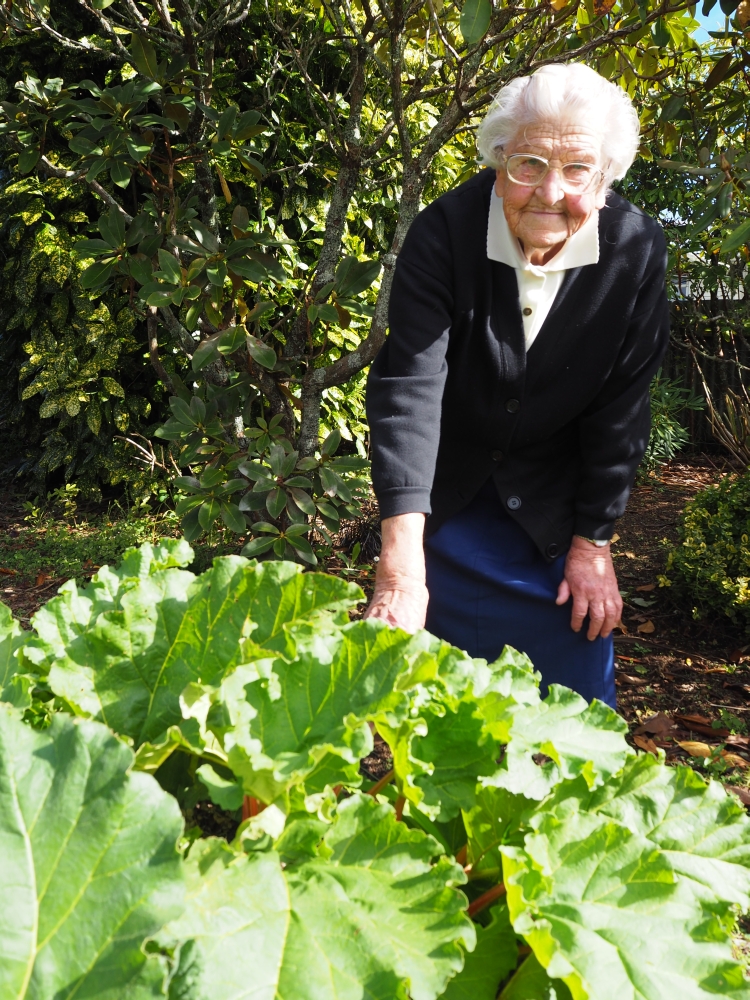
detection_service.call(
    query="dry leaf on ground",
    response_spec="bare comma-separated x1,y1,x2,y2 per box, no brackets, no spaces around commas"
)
637,620,655,634
726,785,750,805
721,752,750,769
633,735,659,756
727,647,749,663
677,741,713,758
617,674,649,686
636,583,656,592
634,712,674,737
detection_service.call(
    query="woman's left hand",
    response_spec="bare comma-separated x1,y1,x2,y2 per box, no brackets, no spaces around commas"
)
555,537,622,640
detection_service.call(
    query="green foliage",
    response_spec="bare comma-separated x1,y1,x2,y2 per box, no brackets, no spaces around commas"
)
0,0,707,514
660,470,750,628
0,175,172,498
0,541,749,998
159,799,472,1000
643,369,704,469
0,705,184,999
156,377,369,562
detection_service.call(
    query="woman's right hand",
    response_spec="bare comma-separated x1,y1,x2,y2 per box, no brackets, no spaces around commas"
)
364,512,428,633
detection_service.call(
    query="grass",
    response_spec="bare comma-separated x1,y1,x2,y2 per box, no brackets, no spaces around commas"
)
0,494,240,588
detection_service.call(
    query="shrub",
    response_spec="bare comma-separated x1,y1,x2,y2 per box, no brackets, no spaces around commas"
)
0,176,172,500
1,541,749,999
660,470,750,628
642,368,704,469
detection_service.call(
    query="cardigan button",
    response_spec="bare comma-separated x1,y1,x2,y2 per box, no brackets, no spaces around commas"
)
506,398,520,413
522,307,532,316
507,495,522,511
546,542,560,558
491,450,504,462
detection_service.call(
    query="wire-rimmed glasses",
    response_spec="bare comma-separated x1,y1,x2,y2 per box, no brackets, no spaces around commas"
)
503,153,604,194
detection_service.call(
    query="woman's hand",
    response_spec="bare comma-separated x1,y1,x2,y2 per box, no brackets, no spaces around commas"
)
555,536,622,640
364,513,428,633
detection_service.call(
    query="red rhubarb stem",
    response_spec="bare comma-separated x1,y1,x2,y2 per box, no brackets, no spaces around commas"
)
467,883,507,918
367,768,395,797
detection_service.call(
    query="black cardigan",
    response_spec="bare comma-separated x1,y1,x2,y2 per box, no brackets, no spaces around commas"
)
366,168,670,560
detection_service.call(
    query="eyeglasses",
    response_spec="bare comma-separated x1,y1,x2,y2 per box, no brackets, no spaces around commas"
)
503,154,604,194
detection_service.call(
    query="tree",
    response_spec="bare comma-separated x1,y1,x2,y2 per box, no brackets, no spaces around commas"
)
0,0,703,549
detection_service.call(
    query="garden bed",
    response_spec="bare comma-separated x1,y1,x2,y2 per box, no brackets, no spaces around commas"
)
2,456,749,797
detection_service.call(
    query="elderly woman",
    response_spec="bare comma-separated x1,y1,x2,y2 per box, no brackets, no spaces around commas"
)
364,63,669,707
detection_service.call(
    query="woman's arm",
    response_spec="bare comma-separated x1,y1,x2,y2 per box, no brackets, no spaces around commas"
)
364,513,428,632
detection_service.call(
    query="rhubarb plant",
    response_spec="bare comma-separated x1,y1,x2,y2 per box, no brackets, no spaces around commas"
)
0,540,748,999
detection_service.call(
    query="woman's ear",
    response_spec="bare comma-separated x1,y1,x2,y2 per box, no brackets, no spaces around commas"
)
594,184,607,210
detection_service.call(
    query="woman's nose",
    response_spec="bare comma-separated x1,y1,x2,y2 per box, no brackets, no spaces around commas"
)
535,168,565,205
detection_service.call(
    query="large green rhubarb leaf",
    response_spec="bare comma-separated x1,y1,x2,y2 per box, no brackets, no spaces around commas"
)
556,753,750,910
23,539,194,673
0,603,33,707
440,903,518,1000
493,685,632,800
47,565,195,743
471,646,541,742
160,794,475,1000
502,808,750,1000
48,557,361,747
386,701,501,822
381,645,539,823
0,706,184,999
463,786,536,878
499,955,572,1000
225,620,416,803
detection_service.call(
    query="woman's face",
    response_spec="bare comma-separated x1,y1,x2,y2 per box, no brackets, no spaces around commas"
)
494,122,607,262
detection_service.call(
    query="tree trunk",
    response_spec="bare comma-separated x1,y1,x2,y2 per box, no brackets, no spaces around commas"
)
298,373,323,457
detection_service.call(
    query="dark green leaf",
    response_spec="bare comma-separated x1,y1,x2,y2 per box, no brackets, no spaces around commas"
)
192,335,221,372
499,955,573,1000
228,257,267,282
288,488,316,516
198,499,221,530
74,239,113,257
217,105,238,140
705,53,733,91
246,334,276,369
241,536,277,557
316,303,340,324
720,218,750,254
334,256,382,297
321,429,341,456
98,206,127,249
130,34,160,79
18,148,41,174
80,259,116,289
221,502,246,534
266,487,286,519
109,159,131,188
460,0,492,45
157,248,182,285
232,204,250,233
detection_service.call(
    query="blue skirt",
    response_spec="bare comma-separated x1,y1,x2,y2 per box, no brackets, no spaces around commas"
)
424,481,616,707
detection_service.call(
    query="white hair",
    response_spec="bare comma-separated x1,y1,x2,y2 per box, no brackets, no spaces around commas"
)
476,64,640,184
